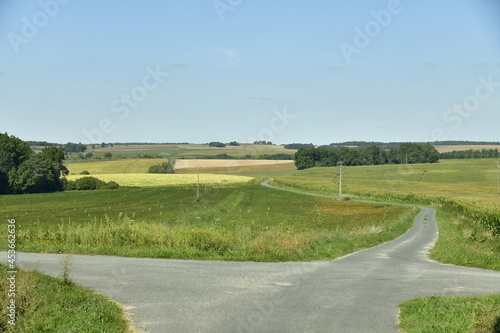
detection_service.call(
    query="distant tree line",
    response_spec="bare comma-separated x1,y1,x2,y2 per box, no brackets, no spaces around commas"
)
294,143,439,170
26,141,61,147
63,142,87,153
0,133,68,194
209,141,226,148
284,143,314,149
440,149,499,159
199,153,293,160
323,140,500,149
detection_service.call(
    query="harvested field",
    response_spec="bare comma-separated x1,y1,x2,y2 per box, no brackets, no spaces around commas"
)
434,145,500,153
174,159,294,169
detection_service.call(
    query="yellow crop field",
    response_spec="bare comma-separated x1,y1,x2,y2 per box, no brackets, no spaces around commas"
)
65,159,167,175
66,173,254,187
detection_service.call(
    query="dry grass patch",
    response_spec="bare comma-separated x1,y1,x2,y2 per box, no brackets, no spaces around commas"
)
175,159,294,169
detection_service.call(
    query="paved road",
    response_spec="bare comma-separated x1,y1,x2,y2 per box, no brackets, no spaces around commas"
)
3,183,500,332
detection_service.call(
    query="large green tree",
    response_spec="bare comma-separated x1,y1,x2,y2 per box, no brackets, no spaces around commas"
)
0,134,66,194
0,133,33,194
39,146,69,177
8,155,62,194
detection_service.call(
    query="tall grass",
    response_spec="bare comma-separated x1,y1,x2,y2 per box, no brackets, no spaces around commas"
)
0,265,130,332
3,185,416,261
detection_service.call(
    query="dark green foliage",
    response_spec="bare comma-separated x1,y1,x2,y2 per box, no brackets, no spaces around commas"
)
257,153,294,160
0,133,33,193
284,143,314,149
62,142,86,153
80,170,90,175
208,141,226,147
84,152,93,160
295,144,440,170
0,134,68,194
73,177,107,190
148,162,175,174
8,155,62,193
39,146,69,176
106,181,120,190
104,152,112,158
228,141,240,146
294,148,316,170
440,149,500,159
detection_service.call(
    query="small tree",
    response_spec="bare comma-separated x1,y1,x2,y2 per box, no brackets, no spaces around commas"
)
85,152,93,160
209,142,226,148
104,152,112,159
148,162,175,174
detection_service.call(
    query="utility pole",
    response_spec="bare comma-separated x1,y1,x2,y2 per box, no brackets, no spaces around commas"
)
196,165,200,200
338,161,343,200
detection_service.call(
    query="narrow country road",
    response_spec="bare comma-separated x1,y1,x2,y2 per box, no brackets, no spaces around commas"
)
3,182,500,332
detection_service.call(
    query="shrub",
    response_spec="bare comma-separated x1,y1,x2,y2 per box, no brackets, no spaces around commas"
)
75,177,107,190
105,181,120,190
62,179,77,191
80,170,90,175
148,162,175,174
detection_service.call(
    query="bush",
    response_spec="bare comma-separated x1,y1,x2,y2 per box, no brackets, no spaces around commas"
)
63,178,119,191
75,177,107,190
105,181,120,190
62,179,77,191
208,142,226,148
148,162,175,174
80,170,90,175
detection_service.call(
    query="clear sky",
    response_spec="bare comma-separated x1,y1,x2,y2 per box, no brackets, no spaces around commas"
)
1,0,499,145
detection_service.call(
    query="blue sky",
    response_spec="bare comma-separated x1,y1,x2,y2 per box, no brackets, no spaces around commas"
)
1,0,499,145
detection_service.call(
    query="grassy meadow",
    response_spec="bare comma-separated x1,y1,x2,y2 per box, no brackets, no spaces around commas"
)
0,185,416,261
0,264,131,332
398,294,500,333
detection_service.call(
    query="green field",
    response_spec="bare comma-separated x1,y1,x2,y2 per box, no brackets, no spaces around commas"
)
66,143,297,160
1,185,416,262
273,159,499,220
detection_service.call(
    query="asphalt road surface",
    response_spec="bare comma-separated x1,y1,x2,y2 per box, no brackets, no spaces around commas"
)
3,182,500,332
